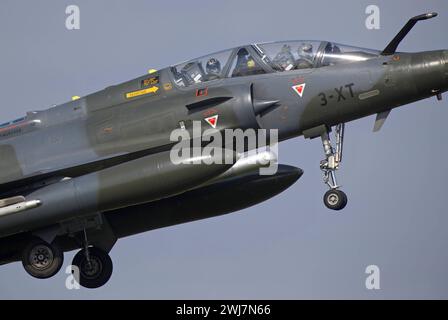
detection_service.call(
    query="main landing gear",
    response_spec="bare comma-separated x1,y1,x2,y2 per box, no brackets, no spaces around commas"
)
320,123,348,211
22,237,64,279
71,247,113,289
21,227,113,289
70,229,113,289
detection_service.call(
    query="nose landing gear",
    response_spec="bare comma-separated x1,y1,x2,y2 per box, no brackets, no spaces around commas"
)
323,189,347,211
320,124,347,211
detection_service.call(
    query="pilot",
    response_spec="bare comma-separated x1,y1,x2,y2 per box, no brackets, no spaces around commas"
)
205,58,221,80
232,49,250,77
296,43,314,69
232,48,263,77
273,44,295,71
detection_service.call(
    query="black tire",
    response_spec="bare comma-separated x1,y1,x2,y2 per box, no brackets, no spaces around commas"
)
21,238,64,279
72,247,113,289
323,189,348,211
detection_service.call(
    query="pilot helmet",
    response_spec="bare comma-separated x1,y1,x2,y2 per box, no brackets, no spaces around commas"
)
299,43,313,58
206,58,221,75
247,59,256,68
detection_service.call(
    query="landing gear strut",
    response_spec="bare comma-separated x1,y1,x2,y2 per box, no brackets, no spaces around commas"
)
71,229,113,289
320,124,347,211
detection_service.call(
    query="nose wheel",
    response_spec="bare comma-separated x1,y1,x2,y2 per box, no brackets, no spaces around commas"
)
320,124,348,211
323,189,347,210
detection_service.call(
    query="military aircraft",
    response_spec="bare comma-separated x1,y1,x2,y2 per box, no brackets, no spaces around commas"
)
0,12,446,289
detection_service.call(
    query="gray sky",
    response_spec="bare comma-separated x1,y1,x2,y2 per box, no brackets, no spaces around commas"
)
1,0,448,299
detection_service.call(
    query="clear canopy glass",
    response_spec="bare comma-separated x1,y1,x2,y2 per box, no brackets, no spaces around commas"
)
170,41,380,87
320,42,380,66
255,41,380,70
255,41,321,71
170,49,234,87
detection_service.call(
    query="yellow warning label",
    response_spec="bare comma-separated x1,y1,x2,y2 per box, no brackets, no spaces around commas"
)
163,83,173,91
142,77,159,87
125,86,159,99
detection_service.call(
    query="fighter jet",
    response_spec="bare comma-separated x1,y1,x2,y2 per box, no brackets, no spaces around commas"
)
0,13,446,288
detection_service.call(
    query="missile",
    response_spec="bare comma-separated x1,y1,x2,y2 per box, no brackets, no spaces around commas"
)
0,200,42,217
0,196,25,208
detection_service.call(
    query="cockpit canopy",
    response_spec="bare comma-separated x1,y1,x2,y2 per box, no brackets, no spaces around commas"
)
171,40,379,87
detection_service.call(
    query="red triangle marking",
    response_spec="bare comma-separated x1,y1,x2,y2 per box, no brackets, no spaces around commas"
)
205,115,218,128
292,83,306,97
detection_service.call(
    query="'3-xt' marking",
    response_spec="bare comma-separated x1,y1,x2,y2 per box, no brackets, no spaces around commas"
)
319,83,355,106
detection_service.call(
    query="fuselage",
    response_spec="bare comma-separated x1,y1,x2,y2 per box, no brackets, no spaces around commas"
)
0,40,447,250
